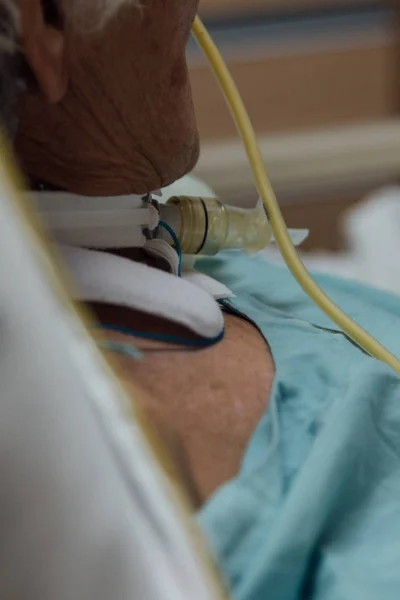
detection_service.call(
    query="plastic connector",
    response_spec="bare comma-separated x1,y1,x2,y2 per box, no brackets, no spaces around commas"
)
166,195,272,256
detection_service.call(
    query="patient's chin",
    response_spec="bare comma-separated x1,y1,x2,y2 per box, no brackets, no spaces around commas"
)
147,131,201,193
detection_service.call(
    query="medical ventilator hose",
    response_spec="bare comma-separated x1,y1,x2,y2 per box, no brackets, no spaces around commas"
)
192,16,400,375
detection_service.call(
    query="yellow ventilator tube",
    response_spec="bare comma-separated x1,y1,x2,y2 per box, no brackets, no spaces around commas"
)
191,15,400,375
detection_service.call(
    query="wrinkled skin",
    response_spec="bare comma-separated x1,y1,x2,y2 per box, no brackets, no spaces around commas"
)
17,0,200,195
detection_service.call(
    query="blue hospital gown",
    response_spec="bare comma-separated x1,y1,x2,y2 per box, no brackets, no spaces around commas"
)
197,252,400,600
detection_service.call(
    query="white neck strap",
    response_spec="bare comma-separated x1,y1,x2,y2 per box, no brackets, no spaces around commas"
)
33,190,232,343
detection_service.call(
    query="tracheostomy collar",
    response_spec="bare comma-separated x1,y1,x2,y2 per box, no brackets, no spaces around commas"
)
32,190,230,345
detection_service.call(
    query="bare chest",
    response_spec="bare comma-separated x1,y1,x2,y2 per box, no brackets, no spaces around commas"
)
98,309,275,500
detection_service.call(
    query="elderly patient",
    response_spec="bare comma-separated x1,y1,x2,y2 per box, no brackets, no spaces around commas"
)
4,0,400,599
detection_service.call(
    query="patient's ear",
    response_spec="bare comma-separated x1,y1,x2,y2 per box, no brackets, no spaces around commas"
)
19,0,67,102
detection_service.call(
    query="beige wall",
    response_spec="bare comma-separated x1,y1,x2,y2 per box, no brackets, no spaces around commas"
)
191,0,400,251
